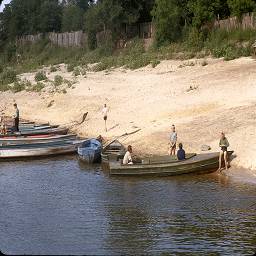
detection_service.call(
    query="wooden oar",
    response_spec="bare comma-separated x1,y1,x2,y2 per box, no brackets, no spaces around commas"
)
103,129,141,149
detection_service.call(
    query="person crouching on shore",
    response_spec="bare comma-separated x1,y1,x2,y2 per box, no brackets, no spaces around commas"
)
218,132,230,171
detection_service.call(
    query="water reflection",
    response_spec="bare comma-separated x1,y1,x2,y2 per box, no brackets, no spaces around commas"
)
0,158,255,255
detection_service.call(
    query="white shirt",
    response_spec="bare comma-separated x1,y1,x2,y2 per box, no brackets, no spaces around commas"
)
123,151,133,165
170,132,177,143
102,107,108,117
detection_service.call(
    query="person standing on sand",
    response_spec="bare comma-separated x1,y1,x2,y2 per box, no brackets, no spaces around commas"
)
13,103,19,132
102,104,109,132
218,132,230,171
169,125,177,156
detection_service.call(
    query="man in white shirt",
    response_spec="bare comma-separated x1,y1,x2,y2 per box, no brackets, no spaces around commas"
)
123,145,133,165
102,104,108,132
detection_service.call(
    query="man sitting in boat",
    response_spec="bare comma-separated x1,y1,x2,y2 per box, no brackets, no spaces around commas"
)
218,132,230,171
123,145,133,165
177,143,186,161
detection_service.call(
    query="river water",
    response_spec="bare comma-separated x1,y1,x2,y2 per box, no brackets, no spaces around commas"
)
0,156,255,255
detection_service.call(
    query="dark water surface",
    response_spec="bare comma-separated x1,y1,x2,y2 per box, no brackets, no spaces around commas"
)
0,156,255,255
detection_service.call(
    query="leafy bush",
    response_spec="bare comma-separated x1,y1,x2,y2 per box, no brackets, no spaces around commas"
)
0,68,17,85
67,63,75,72
92,62,109,72
12,81,25,93
54,75,63,86
72,67,81,76
32,82,45,92
50,66,57,72
35,71,47,81
126,55,152,70
64,79,75,88
151,60,161,68
0,84,11,92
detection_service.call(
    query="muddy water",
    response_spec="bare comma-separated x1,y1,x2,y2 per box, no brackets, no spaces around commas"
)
0,156,255,255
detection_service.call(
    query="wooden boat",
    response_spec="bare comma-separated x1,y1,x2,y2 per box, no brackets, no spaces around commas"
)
0,127,68,137
108,151,234,176
101,140,126,170
77,138,102,164
0,134,77,145
0,140,84,159
19,122,50,127
7,125,59,132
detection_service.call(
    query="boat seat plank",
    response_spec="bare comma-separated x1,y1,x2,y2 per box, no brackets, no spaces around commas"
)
142,153,196,165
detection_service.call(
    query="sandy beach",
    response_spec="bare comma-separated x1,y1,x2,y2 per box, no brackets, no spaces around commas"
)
1,57,255,171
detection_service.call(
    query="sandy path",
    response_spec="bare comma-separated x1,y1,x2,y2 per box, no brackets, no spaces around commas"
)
1,57,255,171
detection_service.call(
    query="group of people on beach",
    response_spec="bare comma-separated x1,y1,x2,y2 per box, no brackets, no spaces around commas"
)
122,123,230,172
2,101,230,171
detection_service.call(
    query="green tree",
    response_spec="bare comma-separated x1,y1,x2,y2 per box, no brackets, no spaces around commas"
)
187,0,229,28
62,4,84,32
39,0,62,33
152,0,183,45
227,0,256,18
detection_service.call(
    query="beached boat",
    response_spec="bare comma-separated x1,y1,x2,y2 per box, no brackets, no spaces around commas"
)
7,124,59,132
0,134,77,145
101,140,126,170
108,151,234,176
0,140,83,159
77,139,102,164
0,127,68,137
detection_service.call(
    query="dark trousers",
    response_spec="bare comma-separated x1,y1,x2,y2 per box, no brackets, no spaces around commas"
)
14,118,19,132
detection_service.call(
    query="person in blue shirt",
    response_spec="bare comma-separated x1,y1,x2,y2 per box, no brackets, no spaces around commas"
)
177,143,186,161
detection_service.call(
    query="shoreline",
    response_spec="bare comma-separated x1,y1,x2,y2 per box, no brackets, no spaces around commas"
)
1,57,255,174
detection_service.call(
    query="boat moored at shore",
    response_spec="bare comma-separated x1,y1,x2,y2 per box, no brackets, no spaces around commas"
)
108,151,234,176
78,138,102,164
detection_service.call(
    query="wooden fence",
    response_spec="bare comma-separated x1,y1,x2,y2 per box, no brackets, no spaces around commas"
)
213,13,256,31
48,31,87,47
16,22,155,49
17,31,87,48
17,33,43,44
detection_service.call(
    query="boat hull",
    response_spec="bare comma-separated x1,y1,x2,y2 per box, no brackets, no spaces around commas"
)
78,150,101,164
77,139,102,164
0,141,83,160
0,127,68,137
101,139,126,170
109,151,234,177
0,134,77,145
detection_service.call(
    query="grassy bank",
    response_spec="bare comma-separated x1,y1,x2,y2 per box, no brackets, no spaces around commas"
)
0,28,255,93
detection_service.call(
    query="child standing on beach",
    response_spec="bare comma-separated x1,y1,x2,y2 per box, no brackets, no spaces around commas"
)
102,104,109,132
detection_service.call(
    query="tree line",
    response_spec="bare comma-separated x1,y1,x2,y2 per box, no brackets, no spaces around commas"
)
0,0,256,48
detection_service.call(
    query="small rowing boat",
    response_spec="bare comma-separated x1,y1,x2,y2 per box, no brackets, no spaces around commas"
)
0,140,84,160
0,127,68,137
0,134,77,145
77,139,102,164
108,151,234,176
101,140,126,170
7,125,59,132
